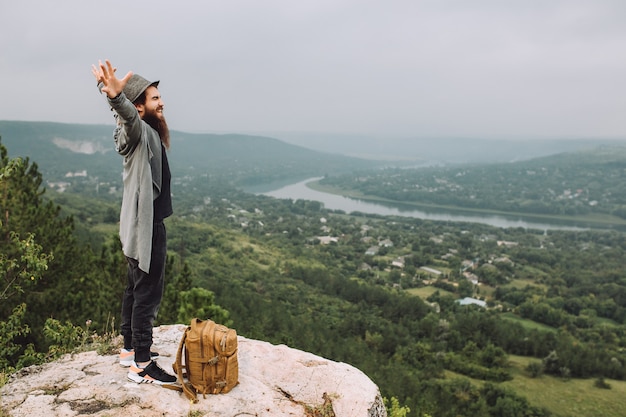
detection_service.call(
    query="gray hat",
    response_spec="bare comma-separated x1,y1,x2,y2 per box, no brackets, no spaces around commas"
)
123,74,159,103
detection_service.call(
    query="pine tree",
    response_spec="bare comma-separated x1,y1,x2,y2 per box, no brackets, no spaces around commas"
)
160,260,193,324
0,138,121,361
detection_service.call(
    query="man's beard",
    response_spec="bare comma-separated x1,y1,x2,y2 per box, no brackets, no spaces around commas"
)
143,111,170,149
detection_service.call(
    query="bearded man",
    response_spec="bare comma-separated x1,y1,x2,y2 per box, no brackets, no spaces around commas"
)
92,59,176,385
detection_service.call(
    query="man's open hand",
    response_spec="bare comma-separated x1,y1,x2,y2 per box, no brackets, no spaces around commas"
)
92,59,133,99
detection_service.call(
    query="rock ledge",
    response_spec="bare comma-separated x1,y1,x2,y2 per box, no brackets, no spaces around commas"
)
1,324,386,417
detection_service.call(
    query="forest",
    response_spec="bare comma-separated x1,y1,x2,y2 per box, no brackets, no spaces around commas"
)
3,136,626,417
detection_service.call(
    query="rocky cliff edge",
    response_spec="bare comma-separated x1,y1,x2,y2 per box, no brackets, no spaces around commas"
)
1,324,386,417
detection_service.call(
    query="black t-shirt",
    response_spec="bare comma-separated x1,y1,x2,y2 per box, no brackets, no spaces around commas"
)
153,144,173,222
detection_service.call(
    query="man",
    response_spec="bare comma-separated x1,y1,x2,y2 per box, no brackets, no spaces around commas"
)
92,59,176,385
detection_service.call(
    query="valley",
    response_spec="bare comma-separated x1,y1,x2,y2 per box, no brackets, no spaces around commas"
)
2,121,626,416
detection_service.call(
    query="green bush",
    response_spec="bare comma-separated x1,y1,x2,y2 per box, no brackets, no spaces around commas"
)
594,377,612,390
526,361,544,378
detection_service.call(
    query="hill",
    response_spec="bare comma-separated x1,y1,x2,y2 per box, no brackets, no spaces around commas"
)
0,120,381,187
265,131,626,163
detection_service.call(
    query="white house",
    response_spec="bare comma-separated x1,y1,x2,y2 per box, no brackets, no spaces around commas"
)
317,236,338,245
456,297,487,308
391,257,405,268
420,266,442,275
365,246,379,256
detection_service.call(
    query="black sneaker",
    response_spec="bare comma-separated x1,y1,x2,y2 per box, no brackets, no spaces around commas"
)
127,360,177,385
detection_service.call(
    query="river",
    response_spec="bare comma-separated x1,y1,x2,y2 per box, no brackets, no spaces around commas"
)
253,177,607,232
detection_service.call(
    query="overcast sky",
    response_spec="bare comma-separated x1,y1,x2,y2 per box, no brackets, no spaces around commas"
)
1,0,625,140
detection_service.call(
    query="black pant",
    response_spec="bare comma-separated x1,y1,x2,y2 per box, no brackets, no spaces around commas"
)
120,222,167,363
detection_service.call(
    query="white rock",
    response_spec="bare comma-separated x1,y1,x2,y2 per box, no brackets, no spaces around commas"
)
1,324,386,417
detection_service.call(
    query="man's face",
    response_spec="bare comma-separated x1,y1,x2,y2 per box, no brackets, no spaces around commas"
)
137,86,164,121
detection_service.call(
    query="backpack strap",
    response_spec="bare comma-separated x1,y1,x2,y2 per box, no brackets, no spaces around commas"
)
172,327,199,403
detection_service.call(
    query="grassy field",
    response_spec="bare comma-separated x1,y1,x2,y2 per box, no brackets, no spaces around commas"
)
500,312,558,333
504,355,626,417
443,356,626,417
476,283,495,299
514,266,550,282
406,285,455,299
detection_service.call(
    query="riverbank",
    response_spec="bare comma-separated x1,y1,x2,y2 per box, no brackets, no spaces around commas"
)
306,179,626,230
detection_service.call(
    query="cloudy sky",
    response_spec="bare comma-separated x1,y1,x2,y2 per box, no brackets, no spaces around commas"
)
1,0,625,140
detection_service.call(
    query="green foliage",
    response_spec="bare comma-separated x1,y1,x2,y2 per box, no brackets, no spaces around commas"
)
444,351,512,382
177,287,231,326
526,361,544,378
481,383,551,417
384,396,411,417
0,231,51,301
15,343,46,370
0,151,52,302
0,303,30,371
15,317,119,370
542,351,560,376
594,377,612,389
0,138,126,372
159,259,193,324
0,306,102,372
43,318,93,357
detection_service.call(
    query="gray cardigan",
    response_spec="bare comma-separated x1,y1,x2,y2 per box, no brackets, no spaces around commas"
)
108,93,164,273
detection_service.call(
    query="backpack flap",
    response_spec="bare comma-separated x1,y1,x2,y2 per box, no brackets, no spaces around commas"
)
213,324,237,356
